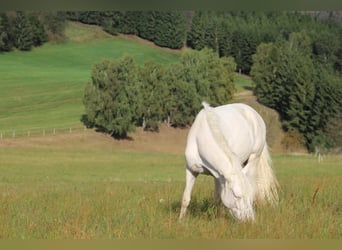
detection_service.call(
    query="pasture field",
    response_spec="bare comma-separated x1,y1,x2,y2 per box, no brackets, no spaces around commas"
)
0,130,341,239
0,22,180,133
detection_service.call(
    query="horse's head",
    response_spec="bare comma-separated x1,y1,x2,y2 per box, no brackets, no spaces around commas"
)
221,176,255,221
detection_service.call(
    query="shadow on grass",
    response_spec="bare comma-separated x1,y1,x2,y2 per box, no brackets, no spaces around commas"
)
243,86,255,91
169,198,233,221
80,114,133,140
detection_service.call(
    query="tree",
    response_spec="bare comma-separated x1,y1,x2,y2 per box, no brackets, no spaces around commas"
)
187,11,220,52
28,14,47,46
12,11,33,51
119,11,139,35
217,18,234,57
180,48,236,106
251,42,284,108
163,62,200,127
40,11,66,42
306,69,342,150
78,11,103,25
153,11,186,49
139,61,168,131
83,57,141,138
136,11,156,41
0,13,12,51
231,29,258,74
278,32,316,135
211,56,236,105
312,30,339,67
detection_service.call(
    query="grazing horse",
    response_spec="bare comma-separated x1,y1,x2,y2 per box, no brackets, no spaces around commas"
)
179,102,279,221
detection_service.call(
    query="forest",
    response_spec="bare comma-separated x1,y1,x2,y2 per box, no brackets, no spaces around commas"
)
1,11,341,151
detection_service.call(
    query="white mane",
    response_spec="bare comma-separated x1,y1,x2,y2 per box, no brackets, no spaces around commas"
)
201,102,241,178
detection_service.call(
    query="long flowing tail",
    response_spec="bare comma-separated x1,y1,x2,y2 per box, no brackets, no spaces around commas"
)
255,144,279,205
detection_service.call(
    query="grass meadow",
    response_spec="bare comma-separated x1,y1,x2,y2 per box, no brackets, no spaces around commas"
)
0,131,341,239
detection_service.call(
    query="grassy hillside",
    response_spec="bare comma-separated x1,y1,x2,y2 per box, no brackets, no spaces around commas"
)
0,22,179,133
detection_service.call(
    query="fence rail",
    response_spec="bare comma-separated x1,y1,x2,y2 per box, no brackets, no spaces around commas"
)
0,125,87,140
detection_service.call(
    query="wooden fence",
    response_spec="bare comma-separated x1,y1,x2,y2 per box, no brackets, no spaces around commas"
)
0,125,87,140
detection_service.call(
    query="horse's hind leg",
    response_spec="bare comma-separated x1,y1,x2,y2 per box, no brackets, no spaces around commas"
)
179,167,198,221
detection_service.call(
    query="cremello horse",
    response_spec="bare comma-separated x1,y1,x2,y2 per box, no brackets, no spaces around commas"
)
179,102,279,221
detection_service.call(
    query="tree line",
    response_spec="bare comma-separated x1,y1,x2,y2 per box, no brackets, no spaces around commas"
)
83,49,236,137
0,11,66,52
65,11,342,75
66,11,187,49
187,11,342,75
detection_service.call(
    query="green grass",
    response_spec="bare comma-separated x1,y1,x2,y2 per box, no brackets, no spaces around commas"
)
234,74,254,92
0,140,341,239
0,22,179,133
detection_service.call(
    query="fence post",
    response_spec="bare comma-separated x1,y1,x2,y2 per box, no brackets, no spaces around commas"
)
12,131,15,138
53,128,56,135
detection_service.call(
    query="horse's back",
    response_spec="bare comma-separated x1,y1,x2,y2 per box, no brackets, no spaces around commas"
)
212,103,266,158
214,103,265,136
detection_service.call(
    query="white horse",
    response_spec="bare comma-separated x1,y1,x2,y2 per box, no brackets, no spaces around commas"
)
179,102,279,221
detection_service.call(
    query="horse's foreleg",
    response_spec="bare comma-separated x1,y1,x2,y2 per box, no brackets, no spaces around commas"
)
214,178,223,217
179,167,198,221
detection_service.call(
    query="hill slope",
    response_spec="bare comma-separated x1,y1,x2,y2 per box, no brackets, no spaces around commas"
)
0,22,179,133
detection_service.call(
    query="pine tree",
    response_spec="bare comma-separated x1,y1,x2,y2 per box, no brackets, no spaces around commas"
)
13,12,33,51
28,14,47,46
187,11,220,52
119,11,139,34
153,11,186,49
78,11,102,25
41,11,66,42
0,13,12,51
186,11,207,50
136,11,156,41
312,30,339,67
279,32,316,135
217,18,233,57
251,42,284,108
306,69,342,150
